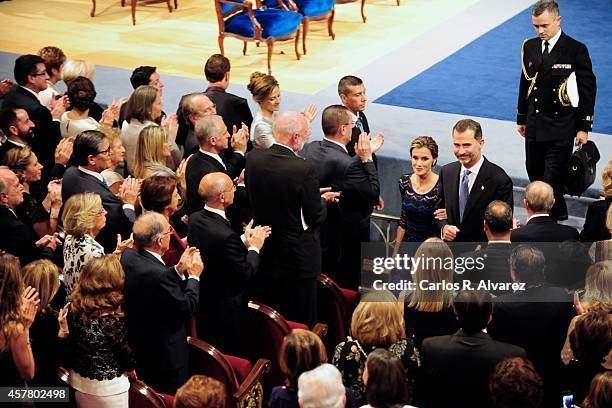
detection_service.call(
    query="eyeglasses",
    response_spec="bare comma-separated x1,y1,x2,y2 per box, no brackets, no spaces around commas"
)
96,147,112,156
31,71,47,77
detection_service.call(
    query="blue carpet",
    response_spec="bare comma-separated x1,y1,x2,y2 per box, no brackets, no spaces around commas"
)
375,0,612,135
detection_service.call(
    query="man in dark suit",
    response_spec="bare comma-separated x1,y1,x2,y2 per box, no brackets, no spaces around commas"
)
2,55,64,174
464,200,514,295
488,245,574,407
179,93,217,158
437,119,514,244
185,114,247,215
0,168,58,265
338,75,384,210
421,290,526,408
517,1,596,221
188,172,269,355
0,107,73,179
121,212,203,394
511,181,579,242
302,105,380,289
62,130,139,253
177,54,253,150
245,111,339,326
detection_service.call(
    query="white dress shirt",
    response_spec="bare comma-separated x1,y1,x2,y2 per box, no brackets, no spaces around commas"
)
542,29,562,53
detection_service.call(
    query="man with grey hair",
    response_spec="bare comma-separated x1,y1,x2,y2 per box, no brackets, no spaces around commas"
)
0,167,58,264
121,212,203,394
245,111,339,326
185,114,247,215
179,93,217,157
297,364,346,408
511,181,578,242
517,0,596,221
489,244,574,407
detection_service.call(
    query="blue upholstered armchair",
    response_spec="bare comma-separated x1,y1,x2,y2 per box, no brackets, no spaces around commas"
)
214,0,303,74
264,0,336,55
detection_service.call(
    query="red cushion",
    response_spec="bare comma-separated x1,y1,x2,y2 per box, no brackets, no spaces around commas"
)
158,393,174,407
224,354,253,384
339,288,359,312
287,320,309,330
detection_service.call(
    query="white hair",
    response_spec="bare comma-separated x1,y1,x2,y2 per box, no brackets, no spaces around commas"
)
298,364,345,408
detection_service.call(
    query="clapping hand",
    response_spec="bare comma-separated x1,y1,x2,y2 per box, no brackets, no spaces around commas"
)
0,78,14,97
114,234,134,255
118,177,140,206
244,220,271,251
231,123,249,153
35,233,61,251
370,132,384,153
177,247,204,278
355,133,373,163
101,97,128,126
50,95,69,120
58,302,70,338
176,157,190,192
161,113,179,144
22,286,40,329
320,187,340,204
54,136,74,166
303,103,317,123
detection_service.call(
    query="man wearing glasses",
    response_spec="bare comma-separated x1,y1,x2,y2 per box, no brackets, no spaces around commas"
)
3,55,67,193
62,130,140,253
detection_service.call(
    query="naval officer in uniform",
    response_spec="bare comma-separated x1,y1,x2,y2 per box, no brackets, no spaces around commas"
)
517,0,596,221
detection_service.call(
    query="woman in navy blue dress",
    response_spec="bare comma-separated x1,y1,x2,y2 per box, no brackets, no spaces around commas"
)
394,136,441,244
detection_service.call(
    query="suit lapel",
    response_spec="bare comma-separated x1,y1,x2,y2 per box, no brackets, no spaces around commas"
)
462,159,491,221
199,151,226,172
203,208,231,228
321,139,348,156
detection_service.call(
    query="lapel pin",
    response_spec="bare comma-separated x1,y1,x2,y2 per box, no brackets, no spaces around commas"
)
481,185,485,191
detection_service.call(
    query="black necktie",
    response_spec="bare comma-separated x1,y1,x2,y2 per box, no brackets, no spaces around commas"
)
543,40,550,58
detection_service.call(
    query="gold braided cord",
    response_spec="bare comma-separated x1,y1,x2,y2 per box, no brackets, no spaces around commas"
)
521,39,538,98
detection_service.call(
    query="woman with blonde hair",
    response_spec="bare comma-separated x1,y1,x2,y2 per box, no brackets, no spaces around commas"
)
22,259,69,386
2,145,62,236
61,59,107,122
65,254,135,407
133,125,174,179
0,253,40,386
562,260,612,365
62,193,133,296
332,291,419,405
581,160,612,242
121,85,180,175
247,71,316,149
400,238,459,349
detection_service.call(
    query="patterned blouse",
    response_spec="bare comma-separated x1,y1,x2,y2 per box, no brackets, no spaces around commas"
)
66,312,135,381
332,338,420,405
63,235,105,295
398,174,441,242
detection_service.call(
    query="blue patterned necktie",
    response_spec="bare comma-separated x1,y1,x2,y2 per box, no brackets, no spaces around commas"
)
459,169,471,222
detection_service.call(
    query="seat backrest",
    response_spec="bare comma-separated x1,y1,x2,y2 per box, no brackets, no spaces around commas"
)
246,301,291,390
188,336,239,408
317,274,351,357
128,379,167,408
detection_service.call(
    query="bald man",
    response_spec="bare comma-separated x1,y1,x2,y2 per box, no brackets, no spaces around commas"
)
245,111,338,326
121,212,203,393
188,172,269,354
511,181,578,242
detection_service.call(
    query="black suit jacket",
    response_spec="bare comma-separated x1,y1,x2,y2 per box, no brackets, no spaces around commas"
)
245,144,327,279
437,158,514,242
121,248,199,382
511,215,579,242
0,205,51,265
421,330,526,408
2,86,61,170
175,87,253,147
61,166,135,252
188,209,259,354
517,32,596,140
489,285,574,406
185,150,245,215
580,197,612,242
463,242,513,295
